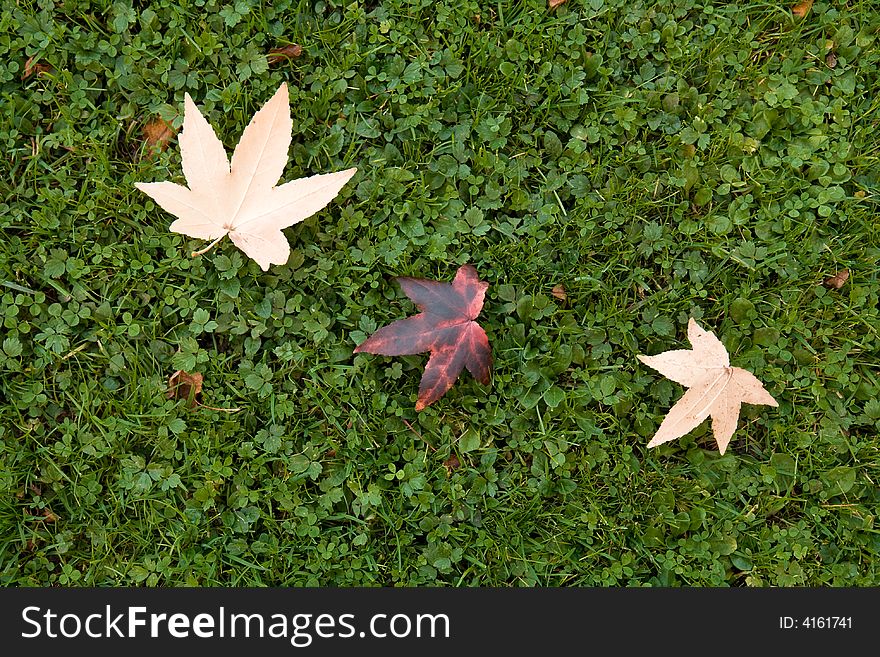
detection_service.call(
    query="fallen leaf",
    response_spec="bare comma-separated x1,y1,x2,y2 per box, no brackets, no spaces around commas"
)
22,56,52,80
791,0,813,18
443,454,461,473
268,44,303,65
548,0,567,8
551,283,567,301
135,83,357,270
637,318,778,455
166,368,243,414
826,51,838,68
354,265,492,411
41,508,59,522
167,369,203,407
823,269,849,289
142,118,176,156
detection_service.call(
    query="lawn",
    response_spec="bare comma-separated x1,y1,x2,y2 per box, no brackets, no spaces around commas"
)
1,0,878,586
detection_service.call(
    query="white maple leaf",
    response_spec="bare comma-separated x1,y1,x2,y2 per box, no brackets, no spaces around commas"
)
135,82,357,271
637,318,779,455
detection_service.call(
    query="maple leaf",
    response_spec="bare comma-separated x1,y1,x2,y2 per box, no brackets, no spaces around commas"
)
135,83,357,271
637,318,778,455
354,264,492,411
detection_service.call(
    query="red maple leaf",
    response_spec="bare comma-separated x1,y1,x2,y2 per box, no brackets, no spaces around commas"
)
354,264,492,410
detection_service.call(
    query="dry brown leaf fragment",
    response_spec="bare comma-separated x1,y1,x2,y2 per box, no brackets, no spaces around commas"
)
135,83,357,271
637,318,778,455
267,44,303,65
167,369,203,407
551,283,567,301
22,56,52,80
824,269,849,289
41,508,59,522
142,118,176,155
443,454,461,473
826,51,838,68
792,0,814,18
549,0,567,8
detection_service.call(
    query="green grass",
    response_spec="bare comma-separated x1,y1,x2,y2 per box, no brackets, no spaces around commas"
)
1,0,878,586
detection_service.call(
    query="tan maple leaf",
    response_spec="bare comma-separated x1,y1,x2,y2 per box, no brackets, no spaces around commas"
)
135,83,357,270
637,318,778,455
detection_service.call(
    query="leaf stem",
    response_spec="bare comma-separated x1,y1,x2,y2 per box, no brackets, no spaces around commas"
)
191,234,226,258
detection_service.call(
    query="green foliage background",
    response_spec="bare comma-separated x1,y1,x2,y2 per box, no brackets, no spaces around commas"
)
1,0,878,586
